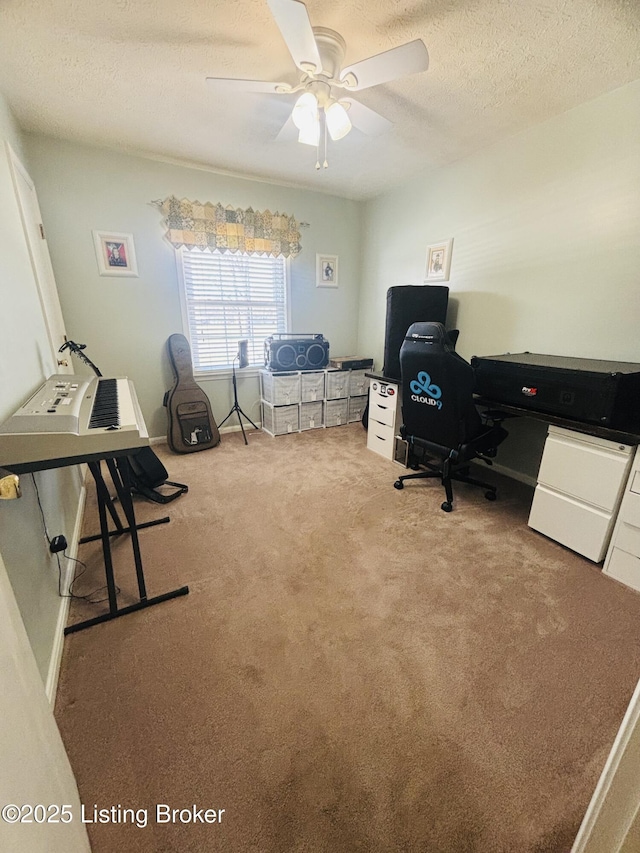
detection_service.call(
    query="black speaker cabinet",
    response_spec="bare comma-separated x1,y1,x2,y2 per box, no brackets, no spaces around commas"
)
264,334,330,372
472,352,640,432
382,285,449,381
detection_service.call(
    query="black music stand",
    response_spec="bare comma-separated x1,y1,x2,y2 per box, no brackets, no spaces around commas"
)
218,341,258,445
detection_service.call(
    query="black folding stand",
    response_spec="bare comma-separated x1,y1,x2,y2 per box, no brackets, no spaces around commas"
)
218,355,258,445
10,447,189,635
63,452,189,634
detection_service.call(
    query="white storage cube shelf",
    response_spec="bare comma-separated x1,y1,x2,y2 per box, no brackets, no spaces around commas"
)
348,370,368,397
348,395,368,423
326,370,350,400
260,370,301,406
301,371,325,402
300,401,323,430
325,398,348,427
260,369,369,436
261,402,299,436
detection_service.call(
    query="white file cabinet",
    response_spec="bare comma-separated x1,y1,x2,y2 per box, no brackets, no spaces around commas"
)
604,446,640,591
528,425,634,562
366,378,401,461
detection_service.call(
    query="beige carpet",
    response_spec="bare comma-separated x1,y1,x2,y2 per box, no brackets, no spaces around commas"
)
55,423,640,853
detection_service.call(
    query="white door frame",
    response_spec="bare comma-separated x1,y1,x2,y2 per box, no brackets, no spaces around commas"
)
571,674,640,852
5,142,71,373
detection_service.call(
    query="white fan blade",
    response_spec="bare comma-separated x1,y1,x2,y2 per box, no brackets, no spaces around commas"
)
343,98,393,136
267,0,322,73
206,77,287,94
340,39,429,91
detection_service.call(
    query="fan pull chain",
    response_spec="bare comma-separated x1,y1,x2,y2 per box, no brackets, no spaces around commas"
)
314,111,329,170
323,116,328,169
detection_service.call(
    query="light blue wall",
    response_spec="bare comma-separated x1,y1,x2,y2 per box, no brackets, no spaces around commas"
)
357,80,640,481
24,138,363,437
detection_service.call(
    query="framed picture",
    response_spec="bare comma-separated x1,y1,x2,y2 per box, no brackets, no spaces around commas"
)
425,238,453,282
316,254,338,288
93,231,138,277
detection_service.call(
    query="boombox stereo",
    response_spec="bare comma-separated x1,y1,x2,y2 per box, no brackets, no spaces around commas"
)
264,333,330,372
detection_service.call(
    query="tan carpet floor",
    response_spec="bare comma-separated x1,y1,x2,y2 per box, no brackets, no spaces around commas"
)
55,423,640,852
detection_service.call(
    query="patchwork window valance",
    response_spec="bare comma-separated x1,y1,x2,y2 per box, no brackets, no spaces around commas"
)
155,196,301,257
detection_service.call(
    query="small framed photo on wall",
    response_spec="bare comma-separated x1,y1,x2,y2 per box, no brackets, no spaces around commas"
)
425,238,453,282
93,231,139,277
316,254,338,288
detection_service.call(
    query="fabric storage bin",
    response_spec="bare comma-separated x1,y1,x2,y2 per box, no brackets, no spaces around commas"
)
348,370,368,397
325,398,348,427
261,402,299,436
301,371,325,402
325,370,349,400
300,401,323,430
260,370,301,405
348,395,368,423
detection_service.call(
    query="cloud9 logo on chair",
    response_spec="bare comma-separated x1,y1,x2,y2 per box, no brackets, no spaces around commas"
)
410,371,442,409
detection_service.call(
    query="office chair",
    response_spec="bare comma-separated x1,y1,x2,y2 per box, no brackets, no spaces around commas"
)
393,323,508,512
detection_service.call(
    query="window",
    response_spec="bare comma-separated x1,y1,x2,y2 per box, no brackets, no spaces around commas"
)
178,248,288,372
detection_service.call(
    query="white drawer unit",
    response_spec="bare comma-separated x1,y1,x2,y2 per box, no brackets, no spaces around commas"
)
604,446,640,591
366,378,401,461
528,486,615,563
368,379,399,428
528,425,634,562
536,428,632,512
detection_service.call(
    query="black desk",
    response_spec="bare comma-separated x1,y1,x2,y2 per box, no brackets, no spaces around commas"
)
10,448,189,634
363,371,640,445
473,396,640,447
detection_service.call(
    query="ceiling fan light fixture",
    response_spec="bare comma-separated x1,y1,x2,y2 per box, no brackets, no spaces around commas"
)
298,122,320,146
325,100,352,141
292,91,318,131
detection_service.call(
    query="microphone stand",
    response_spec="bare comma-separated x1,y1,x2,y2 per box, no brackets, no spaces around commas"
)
218,352,258,445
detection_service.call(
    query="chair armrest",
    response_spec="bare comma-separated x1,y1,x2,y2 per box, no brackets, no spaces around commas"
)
463,424,509,458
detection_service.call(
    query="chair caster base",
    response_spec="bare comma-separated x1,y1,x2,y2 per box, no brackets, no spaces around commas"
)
485,491,497,501
441,501,453,512
394,480,404,490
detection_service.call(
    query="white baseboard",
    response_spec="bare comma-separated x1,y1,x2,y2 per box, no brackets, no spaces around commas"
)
474,459,537,488
149,427,261,442
219,422,262,435
45,481,87,705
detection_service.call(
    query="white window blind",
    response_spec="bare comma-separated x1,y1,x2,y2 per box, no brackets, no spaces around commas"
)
179,249,287,371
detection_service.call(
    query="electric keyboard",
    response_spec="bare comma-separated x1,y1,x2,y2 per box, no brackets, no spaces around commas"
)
0,374,149,469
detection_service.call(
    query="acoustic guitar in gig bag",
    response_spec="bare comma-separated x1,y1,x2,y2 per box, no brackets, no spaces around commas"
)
164,334,221,453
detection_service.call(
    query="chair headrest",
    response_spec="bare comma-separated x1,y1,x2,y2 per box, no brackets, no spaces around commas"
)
404,322,453,351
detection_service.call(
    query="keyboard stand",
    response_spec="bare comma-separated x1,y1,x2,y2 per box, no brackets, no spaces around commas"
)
64,454,189,635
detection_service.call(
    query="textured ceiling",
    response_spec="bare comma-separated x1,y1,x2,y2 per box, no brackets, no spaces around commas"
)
1,0,639,199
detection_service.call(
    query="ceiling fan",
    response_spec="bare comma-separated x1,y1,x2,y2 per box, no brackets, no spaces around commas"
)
206,0,429,168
